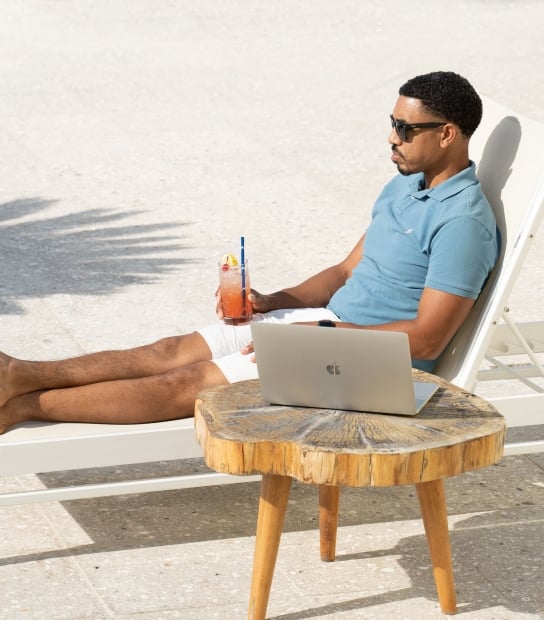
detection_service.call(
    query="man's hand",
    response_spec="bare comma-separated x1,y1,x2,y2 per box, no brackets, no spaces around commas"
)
246,290,274,314
241,341,256,363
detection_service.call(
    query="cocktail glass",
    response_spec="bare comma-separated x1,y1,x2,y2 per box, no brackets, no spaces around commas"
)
219,261,252,325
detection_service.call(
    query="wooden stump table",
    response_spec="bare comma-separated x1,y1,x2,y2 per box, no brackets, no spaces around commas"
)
194,373,505,618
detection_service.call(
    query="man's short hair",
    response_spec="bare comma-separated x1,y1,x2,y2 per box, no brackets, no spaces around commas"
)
399,71,482,137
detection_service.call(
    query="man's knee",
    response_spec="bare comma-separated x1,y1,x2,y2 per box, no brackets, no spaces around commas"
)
152,332,213,364
163,360,228,396
149,361,227,417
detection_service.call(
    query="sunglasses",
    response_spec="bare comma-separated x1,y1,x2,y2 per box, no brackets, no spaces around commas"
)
390,115,446,141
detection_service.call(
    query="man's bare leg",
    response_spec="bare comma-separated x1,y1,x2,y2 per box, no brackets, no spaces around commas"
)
0,332,212,407
0,359,227,434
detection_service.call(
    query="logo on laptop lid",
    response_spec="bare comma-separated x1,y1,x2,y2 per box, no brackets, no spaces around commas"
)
326,363,341,376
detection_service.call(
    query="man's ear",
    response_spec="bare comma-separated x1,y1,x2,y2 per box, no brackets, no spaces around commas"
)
439,123,459,147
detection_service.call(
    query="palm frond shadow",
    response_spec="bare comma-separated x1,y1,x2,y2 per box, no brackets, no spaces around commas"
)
0,198,199,314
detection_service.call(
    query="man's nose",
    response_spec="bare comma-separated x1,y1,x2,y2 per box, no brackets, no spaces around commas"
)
388,127,401,146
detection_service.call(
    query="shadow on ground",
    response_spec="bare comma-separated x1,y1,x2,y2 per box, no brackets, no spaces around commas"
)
3,462,543,616
0,197,198,314
0,452,542,615
266,507,543,618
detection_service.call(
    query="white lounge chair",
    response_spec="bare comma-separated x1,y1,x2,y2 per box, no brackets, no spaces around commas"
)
0,97,542,508
435,97,544,455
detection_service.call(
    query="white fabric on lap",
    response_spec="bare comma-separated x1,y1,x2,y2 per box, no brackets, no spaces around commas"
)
198,307,340,383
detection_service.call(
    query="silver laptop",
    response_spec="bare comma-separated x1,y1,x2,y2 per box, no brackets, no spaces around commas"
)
250,322,439,416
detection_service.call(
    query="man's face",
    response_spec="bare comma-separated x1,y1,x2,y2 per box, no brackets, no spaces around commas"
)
389,96,447,177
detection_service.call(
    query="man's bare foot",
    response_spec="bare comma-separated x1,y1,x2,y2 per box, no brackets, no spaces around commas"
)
0,351,18,407
0,395,28,434
0,415,9,435
0,351,15,433
0,352,38,433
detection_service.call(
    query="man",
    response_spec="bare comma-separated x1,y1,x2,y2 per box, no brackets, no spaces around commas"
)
0,71,499,434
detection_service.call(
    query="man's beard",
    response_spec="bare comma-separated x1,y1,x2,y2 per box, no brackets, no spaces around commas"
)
396,164,415,177
392,148,413,176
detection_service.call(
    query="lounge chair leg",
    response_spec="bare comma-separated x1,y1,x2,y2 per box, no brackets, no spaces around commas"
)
416,479,457,614
319,484,340,562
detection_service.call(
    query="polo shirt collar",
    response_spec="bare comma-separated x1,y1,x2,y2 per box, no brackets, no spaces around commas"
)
410,161,478,202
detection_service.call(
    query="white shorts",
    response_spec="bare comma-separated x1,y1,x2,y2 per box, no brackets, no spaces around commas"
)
197,307,340,383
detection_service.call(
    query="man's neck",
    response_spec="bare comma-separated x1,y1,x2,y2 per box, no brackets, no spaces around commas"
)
424,156,471,189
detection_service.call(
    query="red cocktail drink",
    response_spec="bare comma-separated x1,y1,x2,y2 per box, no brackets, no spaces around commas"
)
219,260,252,325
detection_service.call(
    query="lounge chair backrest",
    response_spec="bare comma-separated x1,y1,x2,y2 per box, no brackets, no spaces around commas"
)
435,97,544,390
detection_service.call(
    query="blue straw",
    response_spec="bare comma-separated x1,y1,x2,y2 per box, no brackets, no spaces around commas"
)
240,236,246,313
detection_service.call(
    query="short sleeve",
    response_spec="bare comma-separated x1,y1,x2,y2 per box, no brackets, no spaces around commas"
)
425,217,499,298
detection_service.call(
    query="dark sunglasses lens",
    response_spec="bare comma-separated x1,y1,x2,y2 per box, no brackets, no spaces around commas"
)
391,118,399,140
390,116,407,141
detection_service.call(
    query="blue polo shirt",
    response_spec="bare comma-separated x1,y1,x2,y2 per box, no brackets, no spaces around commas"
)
327,163,499,371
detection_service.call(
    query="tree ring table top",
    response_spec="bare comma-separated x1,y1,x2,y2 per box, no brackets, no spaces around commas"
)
194,372,505,488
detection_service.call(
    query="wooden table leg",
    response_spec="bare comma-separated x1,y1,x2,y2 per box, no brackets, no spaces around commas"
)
319,484,340,562
415,479,457,614
248,474,292,620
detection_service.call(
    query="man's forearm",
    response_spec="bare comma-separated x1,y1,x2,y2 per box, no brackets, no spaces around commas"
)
266,265,348,311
